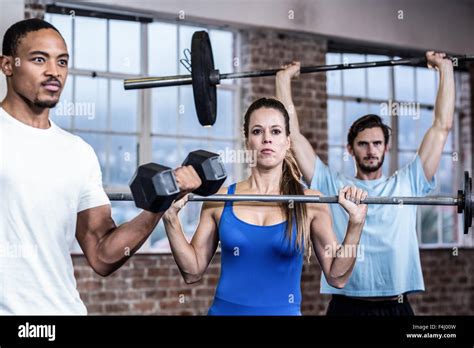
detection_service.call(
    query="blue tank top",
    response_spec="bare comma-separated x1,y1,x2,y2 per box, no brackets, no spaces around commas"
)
208,183,304,316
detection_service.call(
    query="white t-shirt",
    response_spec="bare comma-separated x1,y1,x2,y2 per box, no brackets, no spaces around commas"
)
0,107,110,315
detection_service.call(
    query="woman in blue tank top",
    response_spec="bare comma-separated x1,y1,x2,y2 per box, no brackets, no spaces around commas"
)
163,98,368,315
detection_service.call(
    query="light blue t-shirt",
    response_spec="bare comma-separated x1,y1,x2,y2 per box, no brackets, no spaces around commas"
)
310,155,436,297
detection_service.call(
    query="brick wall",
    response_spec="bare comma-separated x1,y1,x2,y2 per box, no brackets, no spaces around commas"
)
410,249,474,315
73,254,219,315
239,29,329,162
73,248,474,315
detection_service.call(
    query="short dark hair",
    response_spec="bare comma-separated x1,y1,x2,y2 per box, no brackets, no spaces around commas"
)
2,18,62,56
347,114,392,148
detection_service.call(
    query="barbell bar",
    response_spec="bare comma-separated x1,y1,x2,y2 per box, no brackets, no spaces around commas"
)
107,171,473,234
123,30,474,126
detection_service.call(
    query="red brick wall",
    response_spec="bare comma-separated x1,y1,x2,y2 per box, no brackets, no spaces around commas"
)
410,249,474,315
239,29,329,162
73,248,474,315
73,254,219,315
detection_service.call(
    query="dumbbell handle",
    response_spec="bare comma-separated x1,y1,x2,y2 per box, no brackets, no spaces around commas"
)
129,150,227,213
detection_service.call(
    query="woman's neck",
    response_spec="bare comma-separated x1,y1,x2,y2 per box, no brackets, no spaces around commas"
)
244,166,282,194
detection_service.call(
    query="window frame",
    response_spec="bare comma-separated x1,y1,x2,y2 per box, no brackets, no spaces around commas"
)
325,51,467,249
45,10,242,254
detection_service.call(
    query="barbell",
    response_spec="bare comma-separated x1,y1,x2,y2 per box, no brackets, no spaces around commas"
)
108,171,473,234
123,30,474,126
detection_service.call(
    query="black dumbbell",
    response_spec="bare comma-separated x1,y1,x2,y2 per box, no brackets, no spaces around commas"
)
182,149,227,197
129,163,180,213
129,150,227,213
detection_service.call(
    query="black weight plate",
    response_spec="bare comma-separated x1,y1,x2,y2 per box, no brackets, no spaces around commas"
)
191,31,217,126
464,171,472,234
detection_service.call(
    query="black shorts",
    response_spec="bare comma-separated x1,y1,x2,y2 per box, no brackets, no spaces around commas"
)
326,294,415,316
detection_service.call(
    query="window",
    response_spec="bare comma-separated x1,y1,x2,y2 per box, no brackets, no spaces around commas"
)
326,53,392,178
45,12,240,253
326,52,465,247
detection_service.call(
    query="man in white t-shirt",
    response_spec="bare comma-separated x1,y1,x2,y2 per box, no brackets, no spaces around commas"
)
0,19,201,315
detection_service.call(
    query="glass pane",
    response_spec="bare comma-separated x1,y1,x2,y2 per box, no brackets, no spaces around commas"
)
109,20,140,74
343,154,355,178
416,108,433,145
327,99,343,145
398,115,417,151
74,17,106,71
73,76,108,131
367,55,390,100
445,122,454,152
181,139,212,162
394,66,415,102
416,67,437,104
342,54,366,98
382,152,390,177
438,154,455,195
207,89,234,139
368,102,382,115
345,101,368,131
74,132,107,177
398,151,416,168
151,137,180,168
51,75,73,129
111,201,141,226
108,135,138,186
441,206,457,243
369,103,392,130
148,22,178,76
151,87,178,134
110,79,138,132
47,13,73,67
326,53,342,95
149,221,168,251
210,30,233,84
420,206,439,244
179,25,206,75
179,86,205,136
328,146,343,174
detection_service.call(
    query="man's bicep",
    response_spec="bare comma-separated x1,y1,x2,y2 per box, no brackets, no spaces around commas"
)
417,126,448,181
76,205,115,255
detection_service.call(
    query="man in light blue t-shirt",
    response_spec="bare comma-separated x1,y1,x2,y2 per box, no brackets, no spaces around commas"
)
275,52,454,315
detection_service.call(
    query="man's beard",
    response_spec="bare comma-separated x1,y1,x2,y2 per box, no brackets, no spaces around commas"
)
355,153,385,173
33,98,59,108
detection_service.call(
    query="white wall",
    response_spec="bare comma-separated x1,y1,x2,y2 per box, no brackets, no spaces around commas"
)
71,0,474,54
0,0,24,100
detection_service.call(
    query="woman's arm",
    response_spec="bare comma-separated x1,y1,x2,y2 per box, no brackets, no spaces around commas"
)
309,187,367,288
162,189,224,284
